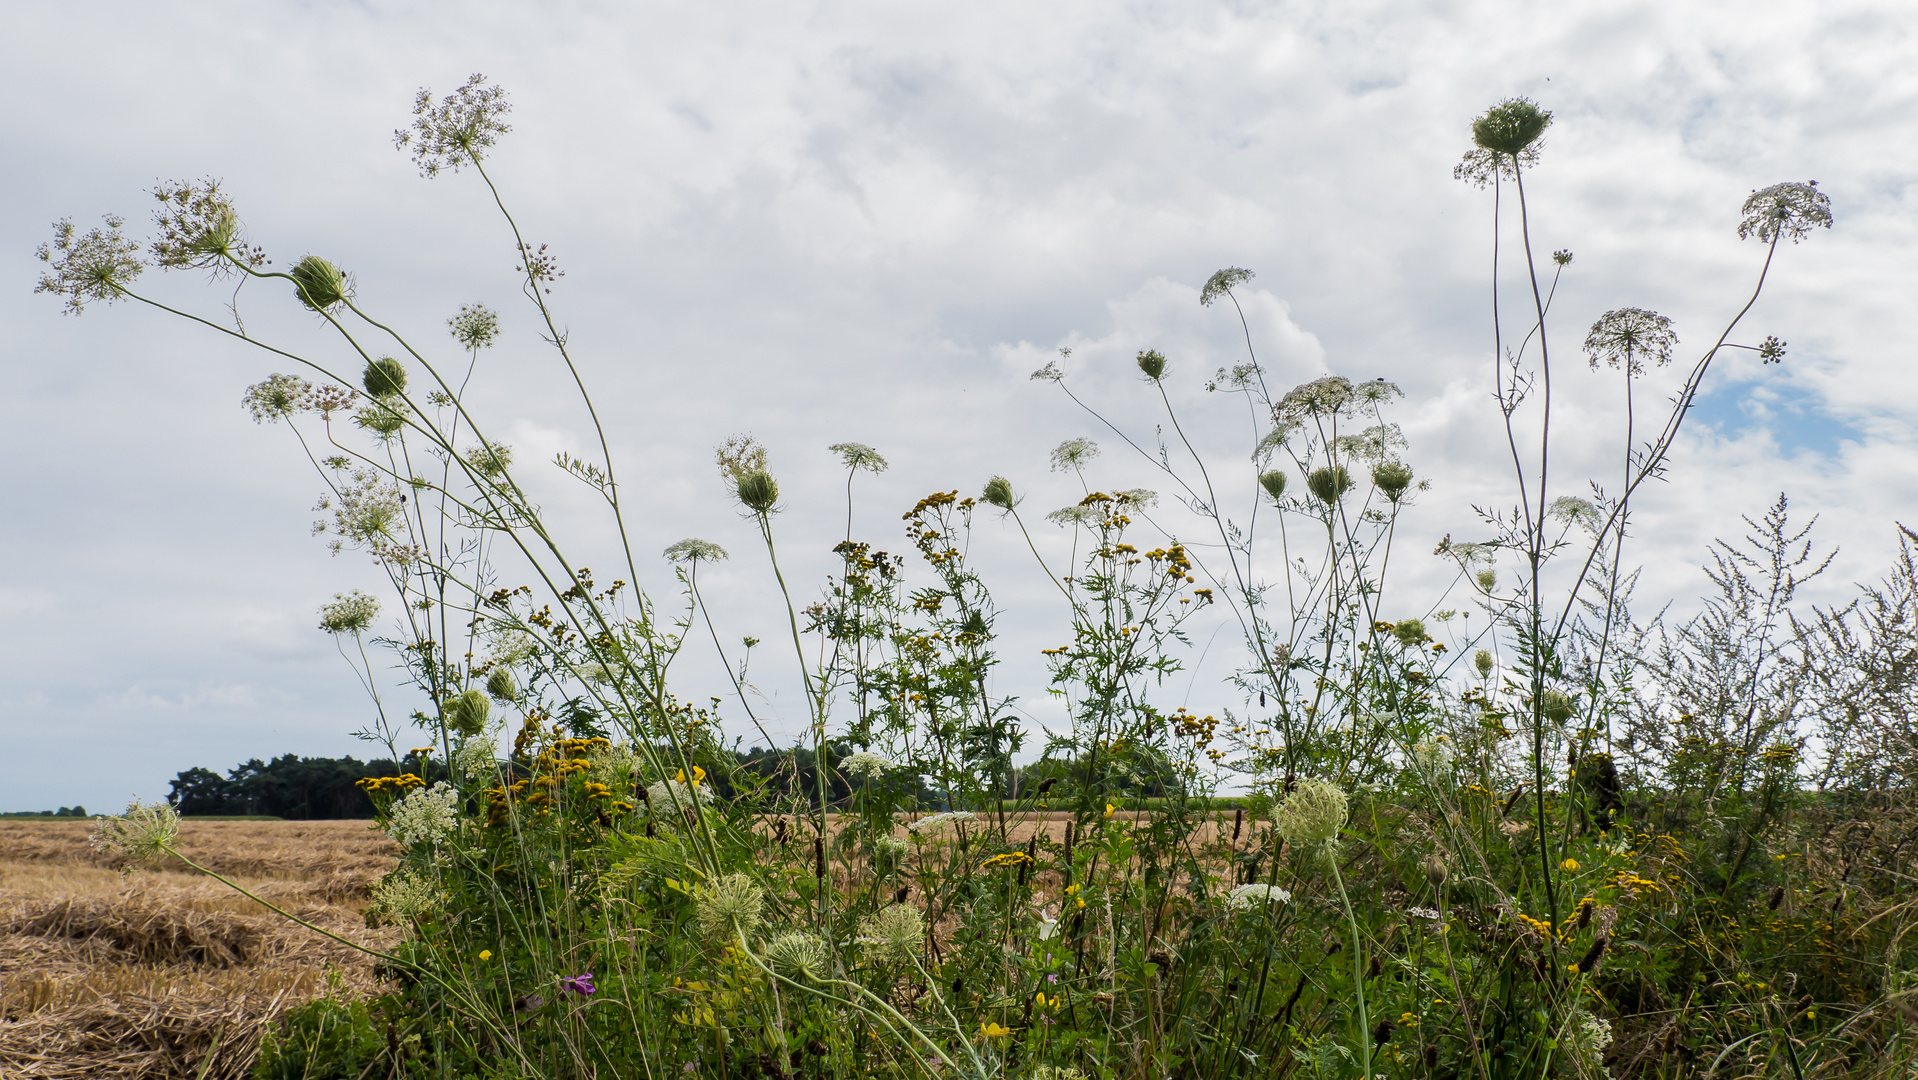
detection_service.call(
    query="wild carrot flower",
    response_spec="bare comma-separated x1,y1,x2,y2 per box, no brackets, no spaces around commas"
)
371,868,441,923
907,811,974,835
36,216,145,315
290,255,350,312
857,903,925,964
1200,266,1254,307
386,782,460,847
462,441,513,480
664,538,729,563
1259,470,1287,502
1225,883,1292,911
452,739,497,779
1307,465,1352,504
694,873,766,939
734,470,779,513
447,303,500,350
1454,98,1552,186
1049,437,1100,472
312,468,408,561
829,442,889,472
149,179,265,276
765,932,831,984
1372,461,1413,501
981,476,1016,511
395,74,513,178
362,357,407,398
1273,778,1347,848
1738,181,1833,244
90,799,179,862
443,689,492,738
841,751,893,778
318,591,380,634
1584,308,1677,375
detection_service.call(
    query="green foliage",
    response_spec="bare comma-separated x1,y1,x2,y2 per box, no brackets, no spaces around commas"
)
60,82,1918,1080
254,995,404,1080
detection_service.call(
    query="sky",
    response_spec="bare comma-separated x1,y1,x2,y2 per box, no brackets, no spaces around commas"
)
4,0,1914,814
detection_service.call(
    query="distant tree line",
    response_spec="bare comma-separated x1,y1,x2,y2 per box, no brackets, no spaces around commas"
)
162,742,1186,819
166,754,445,818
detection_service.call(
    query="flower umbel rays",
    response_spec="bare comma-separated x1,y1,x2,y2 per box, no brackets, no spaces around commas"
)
664,538,729,564
694,873,766,940
447,303,501,350
89,799,179,863
1050,437,1101,473
35,216,145,315
828,442,889,473
1584,308,1677,376
1453,98,1553,187
1738,181,1833,244
318,590,381,635
1199,266,1254,307
1273,778,1348,848
149,179,266,276
395,74,513,178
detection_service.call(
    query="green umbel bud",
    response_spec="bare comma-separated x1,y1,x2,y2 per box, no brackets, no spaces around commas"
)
484,667,517,703
982,476,1016,510
1307,465,1352,504
1477,568,1496,592
1272,777,1348,850
290,255,348,311
1258,470,1288,503
1372,461,1413,501
1474,649,1495,678
443,688,491,738
363,357,407,398
765,931,831,984
1471,98,1552,155
1539,690,1575,724
735,470,779,513
1391,618,1427,647
1136,349,1167,380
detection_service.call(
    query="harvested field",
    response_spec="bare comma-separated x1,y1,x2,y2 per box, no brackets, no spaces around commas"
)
0,820,400,1079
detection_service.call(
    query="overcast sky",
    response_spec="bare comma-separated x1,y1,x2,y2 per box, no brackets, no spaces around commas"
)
5,0,1914,814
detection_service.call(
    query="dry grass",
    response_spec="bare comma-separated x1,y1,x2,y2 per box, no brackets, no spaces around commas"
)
0,820,400,1079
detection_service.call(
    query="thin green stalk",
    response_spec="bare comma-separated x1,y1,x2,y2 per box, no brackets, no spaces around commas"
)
1327,852,1373,1080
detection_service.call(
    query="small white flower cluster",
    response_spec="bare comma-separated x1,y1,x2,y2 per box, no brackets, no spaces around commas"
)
372,867,442,923
1224,883,1293,912
840,751,893,778
452,739,497,780
386,781,460,847
1406,906,1441,922
1411,738,1454,777
907,811,976,836
318,590,381,635
646,779,707,820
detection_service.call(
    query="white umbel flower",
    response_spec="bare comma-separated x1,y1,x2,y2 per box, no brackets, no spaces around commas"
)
1225,883,1293,911
386,781,460,847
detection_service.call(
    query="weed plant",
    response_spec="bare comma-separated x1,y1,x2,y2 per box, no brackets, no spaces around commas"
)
43,78,1918,1079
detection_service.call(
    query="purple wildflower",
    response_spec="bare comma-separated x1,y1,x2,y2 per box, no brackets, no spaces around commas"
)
560,972,596,996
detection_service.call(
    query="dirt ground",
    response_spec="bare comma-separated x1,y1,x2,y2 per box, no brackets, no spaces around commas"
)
0,819,400,1080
